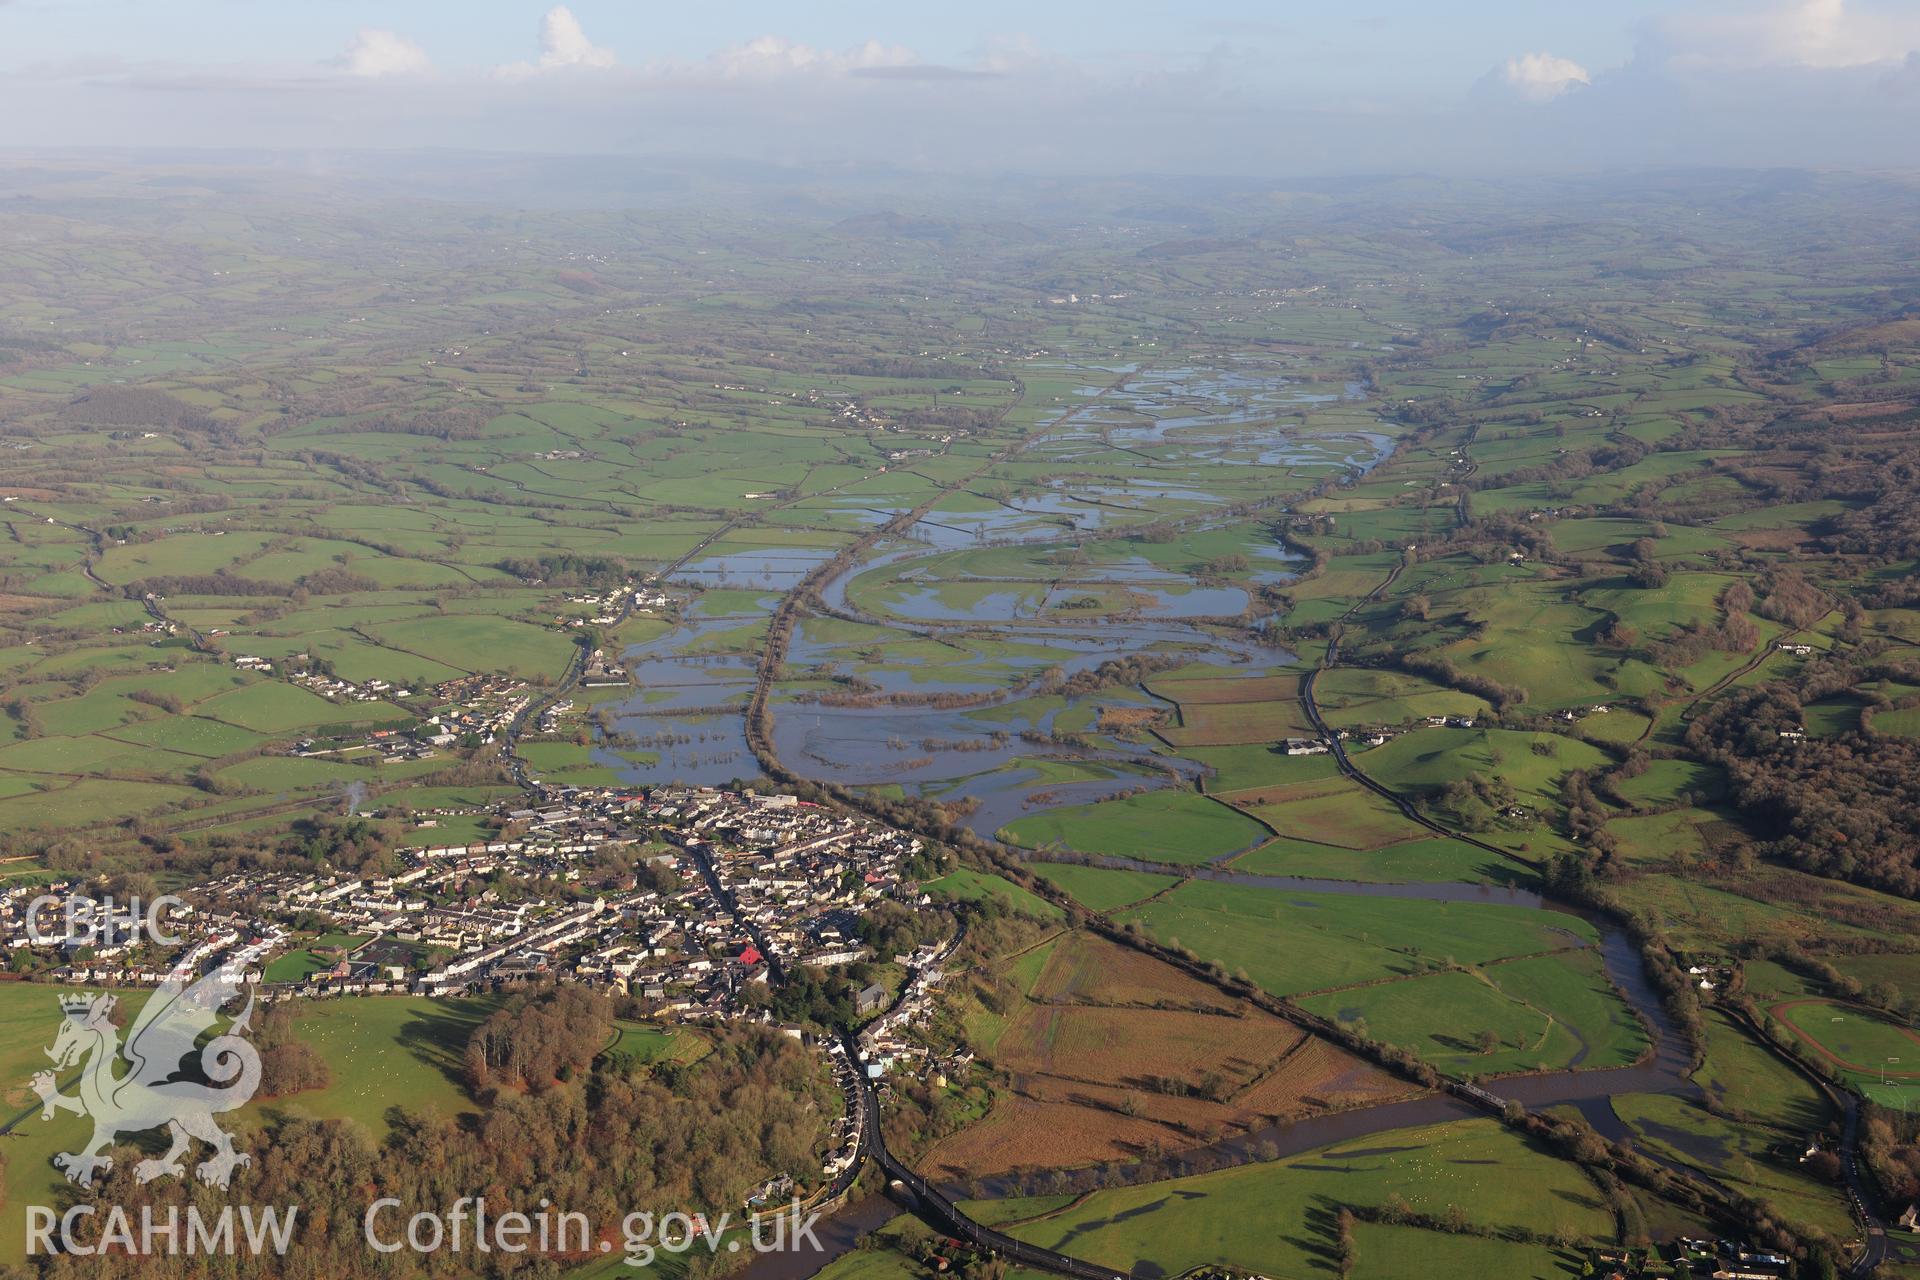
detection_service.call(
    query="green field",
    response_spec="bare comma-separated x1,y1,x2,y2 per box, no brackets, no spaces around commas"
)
1028,861,1177,913
1302,947,1647,1076
1696,1009,1834,1133
263,932,371,983
923,867,1066,919
1229,834,1528,885
601,1021,710,1073
0,161,1918,1272
270,995,498,1132
999,790,1268,864
1114,873,1596,996
1614,1091,1855,1243
981,1119,1613,1278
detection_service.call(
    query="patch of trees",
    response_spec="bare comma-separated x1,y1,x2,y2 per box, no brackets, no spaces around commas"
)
1432,774,1518,833
271,815,402,878
1134,521,1180,544
1559,770,1617,858
1679,395,1920,561
1627,555,1668,589
127,688,185,715
855,899,949,961
465,985,613,1093
1396,652,1527,711
1038,653,1183,699
1393,396,1466,428
1689,672,1920,896
496,553,628,587
45,1019,833,1280
253,1006,333,1099
1644,613,1757,671
830,358,962,379
296,566,378,595
886,405,1003,434
62,386,212,430
121,573,284,599
1753,568,1830,629
328,409,489,440
1348,1194,1583,1249
757,962,878,1029
1863,1104,1920,1207
35,809,355,882
1197,553,1248,577
1462,436,1652,494
2,696,41,739
1633,577,1765,667
1541,853,1705,1055
888,1231,1006,1280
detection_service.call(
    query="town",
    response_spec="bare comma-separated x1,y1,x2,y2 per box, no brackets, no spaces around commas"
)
3,785,969,1204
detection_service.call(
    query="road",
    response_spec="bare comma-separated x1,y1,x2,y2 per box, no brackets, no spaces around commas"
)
1716,1006,1906,1276
842,1036,1128,1280
1298,664,1528,874
501,593,635,792
12,506,206,648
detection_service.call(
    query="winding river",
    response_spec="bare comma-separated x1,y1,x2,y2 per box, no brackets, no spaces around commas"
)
728,858,1699,1280
661,363,1707,1280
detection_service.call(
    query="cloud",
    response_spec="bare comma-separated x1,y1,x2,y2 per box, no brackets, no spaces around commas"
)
499,5,615,78
850,64,1002,82
1495,51,1592,102
1648,0,1920,72
1887,50,1920,95
971,35,1067,77
674,36,921,81
339,28,429,79
539,6,615,70
12,6,1920,178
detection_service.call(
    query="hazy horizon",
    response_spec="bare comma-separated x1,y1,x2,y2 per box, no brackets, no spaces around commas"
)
2,0,1917,177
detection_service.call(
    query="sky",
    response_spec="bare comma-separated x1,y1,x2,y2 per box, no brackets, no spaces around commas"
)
1,0,1917,176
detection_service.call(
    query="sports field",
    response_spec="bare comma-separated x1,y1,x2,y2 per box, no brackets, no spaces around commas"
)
1770,998,1920,1108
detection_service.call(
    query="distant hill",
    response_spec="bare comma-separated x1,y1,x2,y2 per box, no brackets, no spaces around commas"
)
1136,236,1256,259
829,211,1048,245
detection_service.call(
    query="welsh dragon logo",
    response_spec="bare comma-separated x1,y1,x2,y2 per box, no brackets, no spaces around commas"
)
29,966,262,1190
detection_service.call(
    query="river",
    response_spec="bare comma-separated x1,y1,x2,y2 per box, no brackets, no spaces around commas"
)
593,361,1386,830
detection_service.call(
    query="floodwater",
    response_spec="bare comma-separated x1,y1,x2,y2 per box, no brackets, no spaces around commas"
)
906,763,1182,841
728,1193,901,1280
765,616,1284,796
771,690,1163,788
597,362,1373,809
595,611,767,784
589,362,1715,1279
670,547,837,591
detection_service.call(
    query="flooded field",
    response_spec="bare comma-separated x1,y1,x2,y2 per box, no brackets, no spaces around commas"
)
597,361,1389,824
669,547,836,591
